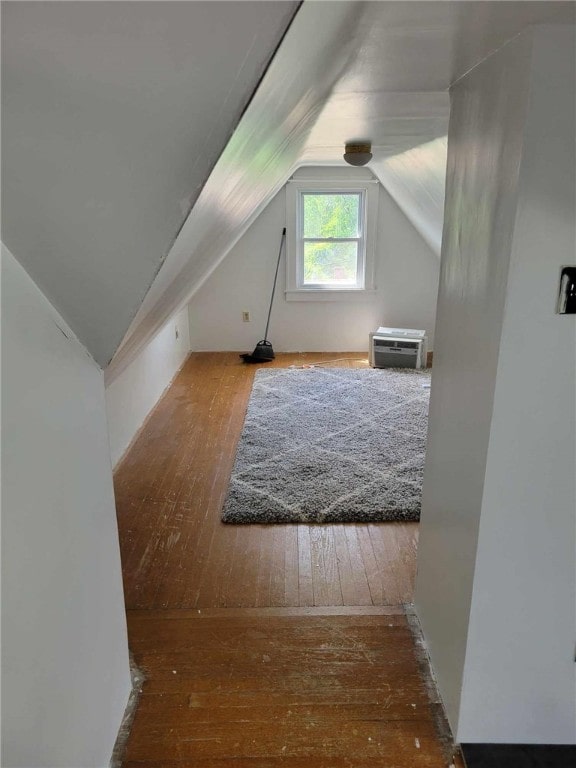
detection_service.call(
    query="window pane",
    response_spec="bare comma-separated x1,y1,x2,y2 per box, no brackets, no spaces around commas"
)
302,193,360,238
303,241,358,285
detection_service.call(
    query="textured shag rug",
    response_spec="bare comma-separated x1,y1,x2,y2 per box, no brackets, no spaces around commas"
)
221,367,431,524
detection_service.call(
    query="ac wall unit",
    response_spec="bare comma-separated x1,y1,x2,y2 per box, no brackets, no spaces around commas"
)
369,327,427,369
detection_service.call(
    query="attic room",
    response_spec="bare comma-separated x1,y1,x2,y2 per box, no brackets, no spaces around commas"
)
1,2,575,768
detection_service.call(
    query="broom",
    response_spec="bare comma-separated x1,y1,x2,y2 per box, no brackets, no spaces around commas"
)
240,227,286,363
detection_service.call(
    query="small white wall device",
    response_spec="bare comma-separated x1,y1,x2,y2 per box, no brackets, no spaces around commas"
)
369,327,427,369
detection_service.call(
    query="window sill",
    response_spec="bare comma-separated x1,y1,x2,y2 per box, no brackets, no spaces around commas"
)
285,289,377,302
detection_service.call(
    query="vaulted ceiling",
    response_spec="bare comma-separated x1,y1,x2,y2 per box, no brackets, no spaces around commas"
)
2,1,574,374
1,0,298,366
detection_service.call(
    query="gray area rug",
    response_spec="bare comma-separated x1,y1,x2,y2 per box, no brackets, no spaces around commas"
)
222,367,431,524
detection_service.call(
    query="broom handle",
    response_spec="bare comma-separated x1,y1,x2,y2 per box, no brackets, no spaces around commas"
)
263,227,286,342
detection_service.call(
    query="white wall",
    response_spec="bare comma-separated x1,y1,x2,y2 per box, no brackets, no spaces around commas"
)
457,25,576,744
187,168,439,353
416,26,576,744
105,307,191,467
1,247,131,767
415,31,533,734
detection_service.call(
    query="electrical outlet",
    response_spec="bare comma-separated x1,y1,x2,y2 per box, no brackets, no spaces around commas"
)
242,311,250,323
175,326,179,340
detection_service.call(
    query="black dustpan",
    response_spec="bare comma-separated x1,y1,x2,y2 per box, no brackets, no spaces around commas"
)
240,340,275,364
240,228,285,365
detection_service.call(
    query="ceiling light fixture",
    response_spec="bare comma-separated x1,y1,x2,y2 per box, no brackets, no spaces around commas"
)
343,141,372,166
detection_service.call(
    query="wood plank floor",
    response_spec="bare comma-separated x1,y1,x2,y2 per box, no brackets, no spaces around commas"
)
114,352,462,767
114,352,418,610
122,608,462,768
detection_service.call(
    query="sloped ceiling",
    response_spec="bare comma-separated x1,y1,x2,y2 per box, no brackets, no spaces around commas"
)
1,0,298,366
109,0,574,381
3,2,573,376
371,137,449,255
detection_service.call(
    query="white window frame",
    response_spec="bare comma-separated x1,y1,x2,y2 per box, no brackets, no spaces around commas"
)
285,178,379,301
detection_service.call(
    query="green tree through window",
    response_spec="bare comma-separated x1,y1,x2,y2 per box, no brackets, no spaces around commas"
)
301,193,362,285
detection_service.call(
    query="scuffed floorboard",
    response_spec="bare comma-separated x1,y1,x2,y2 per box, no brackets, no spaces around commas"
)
120,607,463,767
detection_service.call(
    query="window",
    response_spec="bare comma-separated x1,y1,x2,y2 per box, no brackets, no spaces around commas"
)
300,192,362,287
286,178,378,300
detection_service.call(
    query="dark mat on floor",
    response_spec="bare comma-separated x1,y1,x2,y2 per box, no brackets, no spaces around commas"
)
461,744,576,768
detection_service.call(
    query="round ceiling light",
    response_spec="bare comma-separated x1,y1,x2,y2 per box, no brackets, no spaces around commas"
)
343,142,372,166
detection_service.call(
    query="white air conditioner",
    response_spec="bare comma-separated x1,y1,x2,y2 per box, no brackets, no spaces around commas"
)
369,327,427,369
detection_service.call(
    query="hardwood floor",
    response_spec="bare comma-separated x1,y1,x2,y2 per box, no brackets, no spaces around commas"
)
114,352,462,767
122,608,459,768
114,352,418,610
